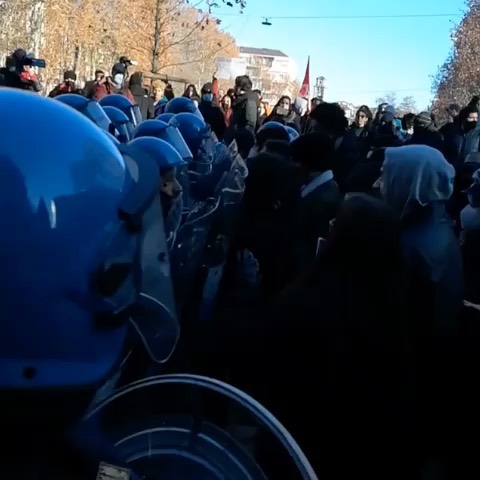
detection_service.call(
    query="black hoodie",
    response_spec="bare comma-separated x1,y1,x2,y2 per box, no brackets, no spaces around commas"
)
128,73,154,120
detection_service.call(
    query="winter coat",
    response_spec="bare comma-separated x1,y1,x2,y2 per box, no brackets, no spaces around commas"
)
129,83,154,120
230,90,258,133
199,101,227,140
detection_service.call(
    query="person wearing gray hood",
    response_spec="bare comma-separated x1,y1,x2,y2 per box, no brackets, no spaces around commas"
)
380,144,463,476
380,144,462,337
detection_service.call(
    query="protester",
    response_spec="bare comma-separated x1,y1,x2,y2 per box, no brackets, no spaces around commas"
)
402,112,415,140
461,168,480,302
350,105,373,136
238,151,302,298
224,194,414,480
264,95,301,130
290,132,343,268
48,70,82,97
443,104,479,166
199,81,226,140
183,83,199,99
404,111,445,152
128,72,154,120
83,69,104,98
1,49,43,92
154,83,175,116
92,74,118,101
230,75,259,135
220,93,234,128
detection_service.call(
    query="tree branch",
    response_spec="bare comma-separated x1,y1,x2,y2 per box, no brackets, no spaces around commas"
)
159,35,236,70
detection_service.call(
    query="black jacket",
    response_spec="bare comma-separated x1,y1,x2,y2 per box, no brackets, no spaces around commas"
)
404,127,445,154
296,177,343,268
230,90,258,133
199,101,227,140
82,79,97,99
0,68,41,92
129,84,155,120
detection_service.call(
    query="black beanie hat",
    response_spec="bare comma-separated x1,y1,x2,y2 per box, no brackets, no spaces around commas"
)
63,70,77,81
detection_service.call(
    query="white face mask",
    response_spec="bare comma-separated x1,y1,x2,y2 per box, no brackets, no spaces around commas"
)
113,73,124,89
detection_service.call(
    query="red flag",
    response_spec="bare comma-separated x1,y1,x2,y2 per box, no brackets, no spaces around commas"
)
298,56,310,98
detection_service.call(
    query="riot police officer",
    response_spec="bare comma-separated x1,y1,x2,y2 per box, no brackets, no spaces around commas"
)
0,89,177,479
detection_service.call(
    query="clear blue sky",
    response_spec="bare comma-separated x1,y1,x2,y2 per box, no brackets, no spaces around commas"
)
212,0,466,109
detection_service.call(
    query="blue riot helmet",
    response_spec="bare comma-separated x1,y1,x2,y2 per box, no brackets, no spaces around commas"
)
127,137,186,247
0,90,178,397
257,120,289,135
55,93,111,131
156,112,175,123
164,96,203,120
133,120,193,164
285,125,300,142
103,105,134,143
99,94,142,127
169,112,215,175
128,136,186,171
132,120,193,213
256,120,290,151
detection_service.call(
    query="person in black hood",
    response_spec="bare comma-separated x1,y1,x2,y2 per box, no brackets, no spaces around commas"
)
443,104,478,167
308,102,359,192
371,111,403,149
264,95,301,131
238,151,302,298
230,75,259,135
128,72,154,120
404,111,445,153
183,83,199,99
199,81,227,140
291,132,343,268
373,102,389,126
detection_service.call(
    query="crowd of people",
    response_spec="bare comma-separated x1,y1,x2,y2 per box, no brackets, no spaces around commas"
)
1,46,480,479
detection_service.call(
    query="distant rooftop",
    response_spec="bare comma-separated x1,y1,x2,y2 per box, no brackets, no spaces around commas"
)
239,46,288,58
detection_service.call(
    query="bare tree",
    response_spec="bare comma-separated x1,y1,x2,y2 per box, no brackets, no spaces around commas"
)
397,95,418,116
432,0,480,121
0,0,242,91
375,92,397,106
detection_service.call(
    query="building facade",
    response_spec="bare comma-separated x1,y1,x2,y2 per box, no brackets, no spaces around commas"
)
216,46,297,104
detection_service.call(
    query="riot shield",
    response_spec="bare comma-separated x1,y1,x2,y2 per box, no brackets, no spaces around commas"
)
170,197,221,310
197,155,248,322
82,374,319,480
